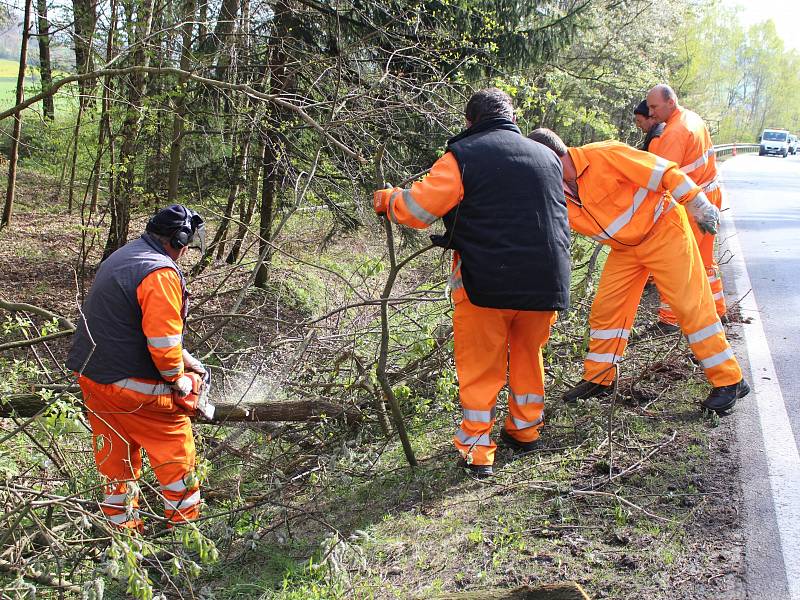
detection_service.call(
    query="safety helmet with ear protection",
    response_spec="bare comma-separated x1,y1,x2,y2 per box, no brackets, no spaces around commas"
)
146,204,206,253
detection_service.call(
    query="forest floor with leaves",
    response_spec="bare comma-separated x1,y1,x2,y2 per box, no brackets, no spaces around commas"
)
0,168,750,599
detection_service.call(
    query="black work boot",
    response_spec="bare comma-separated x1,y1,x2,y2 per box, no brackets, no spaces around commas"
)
457,458,493,479
563,380,612,403
499,427,542,454
701,379,751,414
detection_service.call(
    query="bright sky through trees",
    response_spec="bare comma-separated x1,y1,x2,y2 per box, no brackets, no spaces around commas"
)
724,0,800,50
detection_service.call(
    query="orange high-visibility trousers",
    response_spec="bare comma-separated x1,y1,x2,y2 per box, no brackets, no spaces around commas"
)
79,375,200,528
659,186,726,324
452,298,556,466
584,205,741,387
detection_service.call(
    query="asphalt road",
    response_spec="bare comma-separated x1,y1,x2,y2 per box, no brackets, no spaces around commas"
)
719,151,800,599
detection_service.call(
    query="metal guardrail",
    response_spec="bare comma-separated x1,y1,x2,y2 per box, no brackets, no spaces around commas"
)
715,143,760,157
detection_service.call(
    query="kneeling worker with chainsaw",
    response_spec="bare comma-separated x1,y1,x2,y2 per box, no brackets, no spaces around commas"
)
67,205,211,530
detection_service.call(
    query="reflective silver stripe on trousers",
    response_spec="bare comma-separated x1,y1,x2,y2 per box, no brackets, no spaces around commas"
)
112,378,172,395
387,190,402,224
681,147,715,174
511,415,543,430
103,493,130,505
147,334,182,349
162,477,189,493
455,429,492,446
586,352,622,364
590,328,630,340
671,176,694,201
708,274,720,284
511,392,544,406
463,407,496,423
164,489,201,511
701,347,734,369
713,291,724,300
647,156,670,191
687,320,724,344
592,187,649,241
402,189,438,225
159,366,182,378
107,511,140,524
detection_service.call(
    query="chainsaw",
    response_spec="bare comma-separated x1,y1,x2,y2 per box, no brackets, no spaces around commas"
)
172,371,216,421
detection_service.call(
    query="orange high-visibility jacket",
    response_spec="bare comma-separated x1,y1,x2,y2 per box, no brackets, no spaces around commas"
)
567,141,709,249
375,151,467,299
648,106,718,189
136,268,185,384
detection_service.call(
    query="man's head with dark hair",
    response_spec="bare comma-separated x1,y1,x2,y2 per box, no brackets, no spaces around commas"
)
633,100,649,117
527,128,568,157
465,88,515,126
633,99,657,133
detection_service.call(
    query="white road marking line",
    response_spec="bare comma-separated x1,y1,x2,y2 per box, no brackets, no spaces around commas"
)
723,210,800,599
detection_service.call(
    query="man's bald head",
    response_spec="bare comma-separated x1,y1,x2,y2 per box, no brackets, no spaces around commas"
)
646,84,679,123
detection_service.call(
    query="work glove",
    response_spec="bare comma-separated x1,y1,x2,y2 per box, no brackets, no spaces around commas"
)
182,349,206,376
686,193,720,235
373,188,393,215
172,374,193,397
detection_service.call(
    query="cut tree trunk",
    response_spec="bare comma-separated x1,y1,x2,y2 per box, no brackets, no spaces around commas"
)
0,391,358,423
430,583,591,600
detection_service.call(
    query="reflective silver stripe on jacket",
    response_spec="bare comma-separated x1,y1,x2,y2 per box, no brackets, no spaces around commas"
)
448,257,463,291
510,415,543,430
687,320,724,344
700,347,734,369
402,189,438,225
112,378,172,395
511,392,544,406
590,328,630,340
646,157,670,191
702,178,720,193
162,477,189,493
147,334,182,348
681,147,715,174
164,490,201,512
671,176,694,201
387,190,402,224
585,352,622,364
159,366,182,378
455,429,492,446
592,187,649,241
463,407,496,423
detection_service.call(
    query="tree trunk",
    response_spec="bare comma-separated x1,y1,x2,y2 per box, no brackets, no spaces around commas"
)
166,0,196,203
103,0,156,259
430,583,591,600
1,0,33,230
254,139,276,287
35,0,54,120
71,0,97,104
226,138,262,264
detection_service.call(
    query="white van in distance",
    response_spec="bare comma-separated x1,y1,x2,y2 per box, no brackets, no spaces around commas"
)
759,129,790,157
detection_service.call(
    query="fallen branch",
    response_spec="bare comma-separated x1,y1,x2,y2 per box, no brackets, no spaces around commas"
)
0,557,81,593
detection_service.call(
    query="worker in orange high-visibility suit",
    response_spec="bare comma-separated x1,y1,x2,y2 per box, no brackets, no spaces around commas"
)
373,89,572,478
647,83,727,332
528,129,750,414
66,205,207,529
